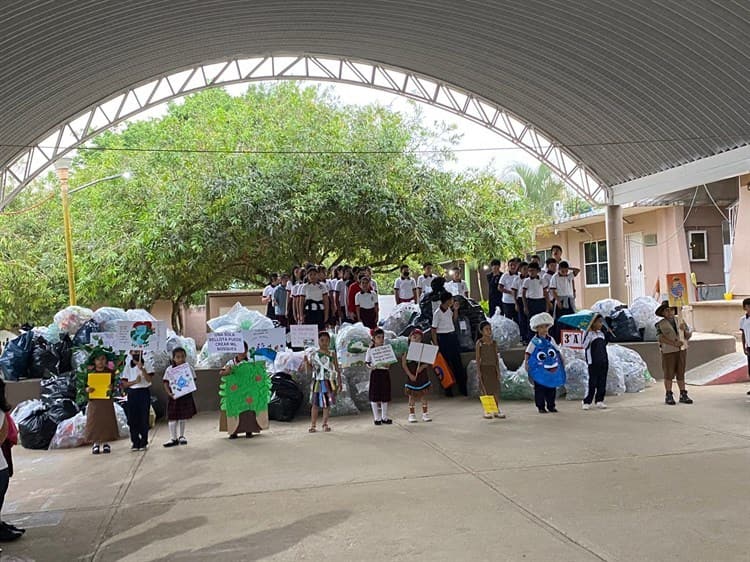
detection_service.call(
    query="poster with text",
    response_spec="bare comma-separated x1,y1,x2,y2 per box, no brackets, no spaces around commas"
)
368,345,398,366
207,332,246,354
115,320,167,352
290,324,320,348
243,328,287,357
89,332,122,350
164,363,197,399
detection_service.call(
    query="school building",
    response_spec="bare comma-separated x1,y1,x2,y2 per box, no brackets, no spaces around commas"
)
534,174,750,336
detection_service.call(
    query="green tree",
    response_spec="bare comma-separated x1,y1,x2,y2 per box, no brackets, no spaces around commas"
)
504,163,566,217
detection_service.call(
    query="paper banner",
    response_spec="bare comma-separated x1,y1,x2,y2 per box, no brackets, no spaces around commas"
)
207,332,246,354
115,320,167,352
560,329,584,349
406,342,439,365
89,332,122,350
87,373,111,400
368,345,397,366
290,324,319,348
243,328,287,357
480,395,499,414
165,363,197,399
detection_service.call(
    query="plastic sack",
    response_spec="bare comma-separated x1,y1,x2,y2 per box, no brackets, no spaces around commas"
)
125,309,157,322
380,302,420,335
114,403,130,438
11,399,44,426
0,331,34,380
17,402,57,450
561,346,585,365
605,353,627,395
335,323,372,368
47,399,79,425
454,295,488,341
607,307,641,342
29,336,59,379
148,350,171,375
489,309,520,351
273,350,307,375
49,411,87,449
456,315,474,351
564,359,589,400
500,366,534,401
344,365,372,411
467,360,481,398
207,302,273,332
592,299,625,318
52,334,74,375
268,373,304,422
630,297,660,341
53,306,94,335
40,372,77,404
150,395,165,420
386,335,409,357
196,341,235,369
329,377,359,417
166,332,198,367
73,319,100,347
607,345,648,393
92,307,128,332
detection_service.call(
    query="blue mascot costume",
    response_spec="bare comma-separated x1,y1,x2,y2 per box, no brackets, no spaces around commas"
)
527,312,566,413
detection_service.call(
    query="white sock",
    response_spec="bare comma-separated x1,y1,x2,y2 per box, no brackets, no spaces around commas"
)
381,402,389,420
370,402,381,421
169,420,177,440
178,420,186,437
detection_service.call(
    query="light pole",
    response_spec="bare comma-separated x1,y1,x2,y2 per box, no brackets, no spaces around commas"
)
54,158,131,306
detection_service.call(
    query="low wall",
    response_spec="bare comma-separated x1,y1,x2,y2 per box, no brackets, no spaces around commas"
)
691,300,744,338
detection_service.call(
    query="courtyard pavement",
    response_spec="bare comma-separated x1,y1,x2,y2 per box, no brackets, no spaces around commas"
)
2,383,750,561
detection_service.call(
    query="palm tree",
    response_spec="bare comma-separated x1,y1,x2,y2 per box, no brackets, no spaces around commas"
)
504,163,565,216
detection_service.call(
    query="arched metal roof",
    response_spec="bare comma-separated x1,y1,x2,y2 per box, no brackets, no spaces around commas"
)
3,0,750,203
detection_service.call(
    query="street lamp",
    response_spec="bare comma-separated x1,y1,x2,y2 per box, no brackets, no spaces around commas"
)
54,158,131,305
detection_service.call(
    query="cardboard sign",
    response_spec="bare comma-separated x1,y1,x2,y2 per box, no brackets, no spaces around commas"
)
406,342,439,365
207,332,246,354
164,363,197,399
89,332,121,350
368,345,397,367
243,328,287,356
87,373,111,400
115,320,167,352
290,324,319,348
560,329,584,349
667,272,689,308
480,395,499,415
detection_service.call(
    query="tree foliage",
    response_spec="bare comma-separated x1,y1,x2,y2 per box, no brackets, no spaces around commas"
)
0,83,535,329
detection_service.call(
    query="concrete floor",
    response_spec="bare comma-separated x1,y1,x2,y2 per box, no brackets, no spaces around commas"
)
3,384,750,562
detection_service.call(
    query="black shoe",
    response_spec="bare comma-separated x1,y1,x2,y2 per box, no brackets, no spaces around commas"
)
665,391,676,405
178,437,188,445
538,408,548,414
679,391,693,404
245,432,253,438
382,418,393,425
747,389,750,395
374,420,382,426
228,434,238,439
91,445,100,455
1,522,25,535
102,444,111,454
548,407,558,413
0,526,22,542
163,439,179,448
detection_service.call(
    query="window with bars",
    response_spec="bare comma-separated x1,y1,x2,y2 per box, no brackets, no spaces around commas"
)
583,240,609,287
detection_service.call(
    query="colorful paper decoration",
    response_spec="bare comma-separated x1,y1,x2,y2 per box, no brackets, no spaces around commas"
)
527,337,567,388
219,361,271,418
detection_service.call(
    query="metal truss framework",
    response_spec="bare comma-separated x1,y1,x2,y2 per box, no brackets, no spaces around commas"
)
0,55,607,210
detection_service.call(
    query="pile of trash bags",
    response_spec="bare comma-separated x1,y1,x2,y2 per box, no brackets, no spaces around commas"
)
335,323,371,368
267,373,304,422
629,296,660,341
12,399,59,450
608,344,654,393
562,359,589,400
489,309,520,351
454,295,488,344
501,364,535,401
379,303,420,335
591,299,625,318
48,403,130,450
197,302,273,368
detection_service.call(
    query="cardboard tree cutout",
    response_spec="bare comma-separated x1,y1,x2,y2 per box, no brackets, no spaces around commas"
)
219,361,271,433
75,345,127,406
527,337,567,388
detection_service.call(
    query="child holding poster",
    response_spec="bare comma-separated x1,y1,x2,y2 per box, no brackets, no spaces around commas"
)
305,331,341,433
219,343,258,439
365,328,392,425
84,349,119,455
163,347,198,447
402,329,432,423
475,321,505,420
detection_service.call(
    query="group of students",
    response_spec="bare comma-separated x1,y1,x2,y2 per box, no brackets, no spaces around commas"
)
488,245,578,343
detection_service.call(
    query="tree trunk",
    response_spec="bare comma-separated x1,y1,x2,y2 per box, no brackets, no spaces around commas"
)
170,299,183,334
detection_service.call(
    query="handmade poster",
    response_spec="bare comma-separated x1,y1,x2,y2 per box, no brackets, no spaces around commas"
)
560,329,584,349
290,324,319,348
406,342,439,365
433,352,456,389
480,395,499,415
87,373,112,400
527,336,567,388
89,332,121,350
667,273,689,308
165,363,197,399
207,332,246,354
115,320,167,352
368,345,398,366
243,327,287,360
219,361,271,419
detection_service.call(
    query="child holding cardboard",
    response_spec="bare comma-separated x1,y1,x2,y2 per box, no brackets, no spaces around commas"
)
402,329,432,423
84,349,119,455
365,328,393,425
305,331,342,433
163,347,198,447
475,321,505,419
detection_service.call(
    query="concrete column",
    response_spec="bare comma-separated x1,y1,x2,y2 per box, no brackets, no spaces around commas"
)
729,175,750,297
605,204,627,302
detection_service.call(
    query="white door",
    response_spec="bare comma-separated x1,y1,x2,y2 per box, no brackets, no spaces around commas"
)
626,233,645,302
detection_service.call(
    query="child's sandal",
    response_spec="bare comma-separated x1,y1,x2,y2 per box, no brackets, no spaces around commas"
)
322,424,332,432
308,426,317,433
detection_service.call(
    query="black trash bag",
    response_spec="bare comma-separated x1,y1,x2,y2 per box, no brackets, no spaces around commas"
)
30,336,59,379
18,404,58,450
0,331,35,381
52,334,74,375
268,373,304,422
150,395,165,420
410,314,433,333
40,372,78,404
47,398,79,424
454,295,488,341
455,315,474,351
606,307,642,342
72,319,100,347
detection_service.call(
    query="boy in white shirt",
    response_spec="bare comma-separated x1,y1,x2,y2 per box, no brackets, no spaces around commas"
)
302,268,329,330
499,259,519,321
417,263,436,301
447,268,469,298
354,277,379,329
550,261,576,339
431,293,467,397
522,262,549,319
393,265,418,304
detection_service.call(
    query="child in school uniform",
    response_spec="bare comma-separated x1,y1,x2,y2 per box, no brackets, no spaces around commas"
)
431,292,467,397
525,313,566,414
365,328,393,425
522,262,549,320
550,260,576,339
120,349,153,452
84,350,120,455
402,329,432,422
416,263,436,301
475,321,505,419
355,277,379,329
394,264,418,304
302,267,330,330
582,314,610,410
513,261,530,344
163,347,198,447
499,259,519,321
306,331,342,433
740,298,750,396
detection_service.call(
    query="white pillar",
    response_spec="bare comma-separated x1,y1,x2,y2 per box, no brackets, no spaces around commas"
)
606,204,627,302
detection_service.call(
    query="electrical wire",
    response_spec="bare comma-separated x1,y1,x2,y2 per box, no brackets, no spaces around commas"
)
702,184,729,221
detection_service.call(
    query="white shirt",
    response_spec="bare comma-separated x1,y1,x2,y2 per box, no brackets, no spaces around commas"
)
355,290,379,309
550,272,575,297
417,274,436,295
121,353,155,389
446,280,468,297
511,276,526,299
583,331,606,364
740,314,750,348
262,284,275,299
0,414,6,470
542,271,556,300
499,273,518,304
303,282,328,302
522,276,546,299
286,280,294,292
291,282,304,298
370,279,379,292
336,279,348,307
431,307,455,334
394,277,417,300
